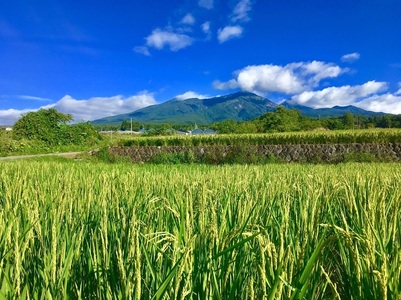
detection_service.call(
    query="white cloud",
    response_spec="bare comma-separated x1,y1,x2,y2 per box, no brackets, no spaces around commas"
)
17,95,52,102
198,0,214,9
0,92,157,124
0,109,33,125
395,82,401,95
181,14,195,25
145,28,193,51
217,25,243,43
341,52,361,63
201,22,211,34
298,60,344,86
213,79,239,90
357,93,401,114
175,91,209,100
291,81,388,108
133,46,150,56
232,0,253,22
215,61,345,94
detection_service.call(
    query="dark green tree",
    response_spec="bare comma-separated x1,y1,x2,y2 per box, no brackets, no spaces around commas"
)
210,120,238,134
259,107,303,132
13,109,72,145
13,108,101,145
120,120,141,131
342,112,355,129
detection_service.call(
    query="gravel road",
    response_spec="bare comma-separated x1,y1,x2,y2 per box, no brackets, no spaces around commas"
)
0,152,83,161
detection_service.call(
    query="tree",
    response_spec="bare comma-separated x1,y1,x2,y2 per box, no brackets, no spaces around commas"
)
342,112,355,129
13,109,72,145
259,107,303,132
120,120,141,131
13,108,101,145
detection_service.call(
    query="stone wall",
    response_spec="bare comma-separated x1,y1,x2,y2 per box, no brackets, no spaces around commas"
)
109,143,401,163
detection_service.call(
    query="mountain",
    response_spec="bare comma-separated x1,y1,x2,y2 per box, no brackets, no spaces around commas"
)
92,92,386,125
282,99,386,118
93,92,278,125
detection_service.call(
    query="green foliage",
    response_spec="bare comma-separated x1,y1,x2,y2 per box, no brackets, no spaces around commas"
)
143,124,176,136
13,108,72,144
260,107,304,132
120,120,141,131
12,108,101,146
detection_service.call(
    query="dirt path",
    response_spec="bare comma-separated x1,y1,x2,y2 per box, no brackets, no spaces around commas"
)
0,152,83,161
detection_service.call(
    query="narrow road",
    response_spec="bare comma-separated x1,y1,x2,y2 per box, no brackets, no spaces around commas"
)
0,152,83,161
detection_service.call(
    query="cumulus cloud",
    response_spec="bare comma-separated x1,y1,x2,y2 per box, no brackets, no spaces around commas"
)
357,93,401,114
214,61,345,94
145,28,194,52
290,81,388,108
0,92,157,125
232,0,253,22
198,0,214,9
175,91,209,100
341,52,360,63
181,14,195,25
217,25,243,43
0,109,33,125
135,0,255,52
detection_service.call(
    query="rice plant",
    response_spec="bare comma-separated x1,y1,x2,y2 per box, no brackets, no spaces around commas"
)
121,128,401,147
0,160,400,299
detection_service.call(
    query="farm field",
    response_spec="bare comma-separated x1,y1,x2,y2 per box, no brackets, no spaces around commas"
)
0,160,400,299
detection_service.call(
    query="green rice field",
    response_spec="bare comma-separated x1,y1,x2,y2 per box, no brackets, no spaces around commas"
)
0,160,400,299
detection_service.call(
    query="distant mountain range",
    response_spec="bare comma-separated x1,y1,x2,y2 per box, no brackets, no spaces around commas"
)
92,92,385,125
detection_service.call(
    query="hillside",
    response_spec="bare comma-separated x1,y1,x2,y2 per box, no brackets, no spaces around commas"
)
93,92,385,125
93,92,278,124
282,100,385,117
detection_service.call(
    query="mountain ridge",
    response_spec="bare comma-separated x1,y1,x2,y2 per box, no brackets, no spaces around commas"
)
92,92,385,124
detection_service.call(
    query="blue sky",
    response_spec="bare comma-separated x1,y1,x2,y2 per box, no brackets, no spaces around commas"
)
1,0,401,124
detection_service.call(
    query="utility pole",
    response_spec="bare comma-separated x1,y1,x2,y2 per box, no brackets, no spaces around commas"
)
130,118,133,135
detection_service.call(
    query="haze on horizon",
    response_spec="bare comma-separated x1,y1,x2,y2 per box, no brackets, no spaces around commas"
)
1,0,400,125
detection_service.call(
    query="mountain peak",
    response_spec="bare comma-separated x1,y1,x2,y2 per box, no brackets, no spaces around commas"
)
93,91,277,124
92,92,385,125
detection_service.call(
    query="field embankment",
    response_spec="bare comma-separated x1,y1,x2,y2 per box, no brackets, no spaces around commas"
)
108,129,401,163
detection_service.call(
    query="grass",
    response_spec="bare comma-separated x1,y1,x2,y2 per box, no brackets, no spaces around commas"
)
0,160,400,298
0,130,115,157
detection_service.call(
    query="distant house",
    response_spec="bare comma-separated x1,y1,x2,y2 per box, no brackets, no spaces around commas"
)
116,130,141,135
5,127,12,131
190,128,205,135
203,128,217,135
